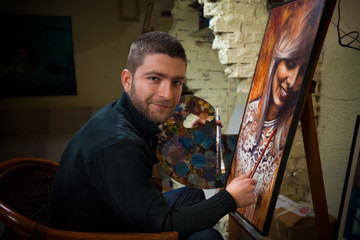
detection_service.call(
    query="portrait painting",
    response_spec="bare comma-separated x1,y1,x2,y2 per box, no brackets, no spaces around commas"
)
226,0,326,236
337,116,360,240
0,15,76,98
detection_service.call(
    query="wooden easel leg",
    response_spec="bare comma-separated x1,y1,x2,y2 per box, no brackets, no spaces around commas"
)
300,94,331,240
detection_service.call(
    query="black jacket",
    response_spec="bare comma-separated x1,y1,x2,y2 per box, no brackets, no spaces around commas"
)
50,92,236,236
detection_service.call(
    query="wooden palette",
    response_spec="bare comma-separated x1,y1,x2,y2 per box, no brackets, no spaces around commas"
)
156,95,237,189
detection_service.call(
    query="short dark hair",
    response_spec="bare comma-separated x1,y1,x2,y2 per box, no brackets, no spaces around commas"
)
126,31,187,74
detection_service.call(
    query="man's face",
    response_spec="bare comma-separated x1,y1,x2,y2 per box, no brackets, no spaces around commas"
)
122,54,186,124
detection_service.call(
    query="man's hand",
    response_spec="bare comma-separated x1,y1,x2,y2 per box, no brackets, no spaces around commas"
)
226,172,257,208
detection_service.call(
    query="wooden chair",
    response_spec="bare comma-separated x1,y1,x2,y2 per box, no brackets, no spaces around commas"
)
0,157,177,240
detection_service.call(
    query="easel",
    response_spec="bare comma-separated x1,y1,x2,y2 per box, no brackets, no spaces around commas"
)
300,84,332,240
228,0,337,238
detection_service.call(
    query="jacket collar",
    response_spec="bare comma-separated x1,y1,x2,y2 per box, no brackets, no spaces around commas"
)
114,92,161,138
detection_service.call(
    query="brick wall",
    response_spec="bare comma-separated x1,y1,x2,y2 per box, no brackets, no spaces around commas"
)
204,0,268,81
169,0,233,129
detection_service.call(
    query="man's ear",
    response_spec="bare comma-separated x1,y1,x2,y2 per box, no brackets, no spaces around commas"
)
121,69,132,94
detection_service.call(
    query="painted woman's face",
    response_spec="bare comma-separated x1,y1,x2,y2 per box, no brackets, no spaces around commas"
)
271,59,303,113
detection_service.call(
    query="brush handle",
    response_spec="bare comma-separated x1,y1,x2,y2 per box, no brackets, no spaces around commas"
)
250,128,276,178
216,108,221,176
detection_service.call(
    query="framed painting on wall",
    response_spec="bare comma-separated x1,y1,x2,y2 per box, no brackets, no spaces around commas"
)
0,15,77,98
226,0,332,237
337,115,360,240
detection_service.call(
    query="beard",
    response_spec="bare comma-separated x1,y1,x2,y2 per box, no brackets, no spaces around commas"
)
129,83,174,124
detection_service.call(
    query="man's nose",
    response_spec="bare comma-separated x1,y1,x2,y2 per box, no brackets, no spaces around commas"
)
158,80,173,99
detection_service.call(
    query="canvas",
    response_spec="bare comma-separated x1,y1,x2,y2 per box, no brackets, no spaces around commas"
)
337,115,360,240
226,0,328,237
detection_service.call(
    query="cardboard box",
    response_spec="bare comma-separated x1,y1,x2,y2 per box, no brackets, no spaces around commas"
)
268,196,337,240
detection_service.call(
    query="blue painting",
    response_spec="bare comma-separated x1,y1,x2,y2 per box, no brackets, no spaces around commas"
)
0,15,76,98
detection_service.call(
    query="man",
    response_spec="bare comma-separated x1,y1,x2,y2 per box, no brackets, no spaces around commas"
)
50,31,256,240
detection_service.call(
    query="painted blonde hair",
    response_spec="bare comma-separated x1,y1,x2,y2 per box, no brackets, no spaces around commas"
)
258,0,323,152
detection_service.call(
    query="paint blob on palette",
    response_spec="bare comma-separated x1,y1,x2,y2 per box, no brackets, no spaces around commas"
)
156,95,237,189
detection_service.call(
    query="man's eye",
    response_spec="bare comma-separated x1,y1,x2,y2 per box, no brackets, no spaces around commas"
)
174,80,184,86
149,76,159,81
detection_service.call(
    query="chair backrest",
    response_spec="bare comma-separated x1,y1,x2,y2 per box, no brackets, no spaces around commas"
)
0,157,58,239
0,158,178,240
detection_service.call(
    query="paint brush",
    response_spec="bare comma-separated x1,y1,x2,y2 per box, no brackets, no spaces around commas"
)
250,128,277,179
216,108,225,177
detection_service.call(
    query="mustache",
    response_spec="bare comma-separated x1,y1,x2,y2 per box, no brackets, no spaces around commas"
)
151,100,174,107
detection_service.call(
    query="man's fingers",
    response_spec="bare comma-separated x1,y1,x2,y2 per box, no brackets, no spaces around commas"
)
239,171,251,180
